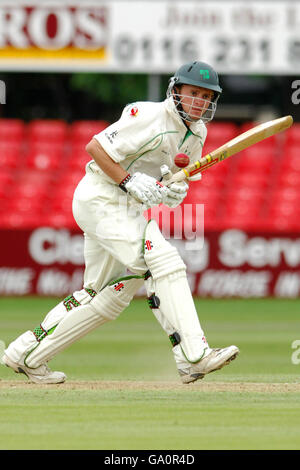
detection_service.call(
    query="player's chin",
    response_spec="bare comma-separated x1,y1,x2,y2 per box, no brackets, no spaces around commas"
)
189,110,203,120
190,106,204,116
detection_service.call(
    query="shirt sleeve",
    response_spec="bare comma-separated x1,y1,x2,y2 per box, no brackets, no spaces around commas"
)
93,102,160,164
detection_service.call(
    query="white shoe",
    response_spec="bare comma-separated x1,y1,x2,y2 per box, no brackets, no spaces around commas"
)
2,354,66,384
178,345,239,384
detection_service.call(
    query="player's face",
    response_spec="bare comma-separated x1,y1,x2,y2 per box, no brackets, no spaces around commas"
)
177,84,215,122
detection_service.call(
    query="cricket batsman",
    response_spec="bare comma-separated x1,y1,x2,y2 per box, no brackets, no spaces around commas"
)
3,61,239,384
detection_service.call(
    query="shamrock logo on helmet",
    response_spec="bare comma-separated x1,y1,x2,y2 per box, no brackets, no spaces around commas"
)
199,69,210,79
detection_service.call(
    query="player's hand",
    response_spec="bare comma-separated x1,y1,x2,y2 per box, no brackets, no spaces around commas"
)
162,181,189,208
124,172,169,208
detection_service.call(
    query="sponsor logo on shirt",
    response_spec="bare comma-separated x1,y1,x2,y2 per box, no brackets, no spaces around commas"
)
105,130,118,144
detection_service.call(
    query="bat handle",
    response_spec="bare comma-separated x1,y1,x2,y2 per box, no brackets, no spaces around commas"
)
160,164,173,185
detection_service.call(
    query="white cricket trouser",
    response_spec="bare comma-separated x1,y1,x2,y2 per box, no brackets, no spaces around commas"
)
73,173,149,287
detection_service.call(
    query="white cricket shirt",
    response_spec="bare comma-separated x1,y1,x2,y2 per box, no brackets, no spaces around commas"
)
87,97,207,183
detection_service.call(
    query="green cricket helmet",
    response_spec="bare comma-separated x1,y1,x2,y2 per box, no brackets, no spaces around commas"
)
167,61,222,123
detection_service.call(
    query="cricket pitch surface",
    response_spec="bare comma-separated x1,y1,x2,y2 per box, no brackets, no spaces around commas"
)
1,380,300,393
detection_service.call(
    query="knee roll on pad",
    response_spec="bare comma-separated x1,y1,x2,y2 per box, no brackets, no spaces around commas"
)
95,276,144,320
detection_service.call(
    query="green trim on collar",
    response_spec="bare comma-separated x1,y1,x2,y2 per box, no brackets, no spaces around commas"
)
179,128,204,149
179,129,193,148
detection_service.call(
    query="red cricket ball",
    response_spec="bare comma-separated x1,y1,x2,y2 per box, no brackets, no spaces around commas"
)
174,153,190,168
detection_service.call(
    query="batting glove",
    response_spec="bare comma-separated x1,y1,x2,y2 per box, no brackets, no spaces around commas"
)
162,181,189,208
120,172,169,208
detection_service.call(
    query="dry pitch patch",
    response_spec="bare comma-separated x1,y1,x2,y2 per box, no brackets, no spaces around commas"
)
1,380,300,393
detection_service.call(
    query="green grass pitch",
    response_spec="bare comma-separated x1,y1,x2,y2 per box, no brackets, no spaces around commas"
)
1,296,300,450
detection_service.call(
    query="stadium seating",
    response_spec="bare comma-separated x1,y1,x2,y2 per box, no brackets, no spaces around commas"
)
0,143,21,169
285,123,300,146
69,120,110,145
0,118,298,233
0,119,25,144
25,144,65,171
27,119,68,145
204,121,238,145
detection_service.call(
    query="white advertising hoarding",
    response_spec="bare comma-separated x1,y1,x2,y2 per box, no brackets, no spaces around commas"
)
0,1,299,73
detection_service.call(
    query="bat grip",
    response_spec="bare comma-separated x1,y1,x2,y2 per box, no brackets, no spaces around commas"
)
160,164,173,185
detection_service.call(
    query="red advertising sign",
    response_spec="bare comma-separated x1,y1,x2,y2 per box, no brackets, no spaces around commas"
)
1,227,300,297
172,230,300,298
0,228,84,296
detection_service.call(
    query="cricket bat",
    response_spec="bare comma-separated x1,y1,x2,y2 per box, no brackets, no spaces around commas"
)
165,115,293,184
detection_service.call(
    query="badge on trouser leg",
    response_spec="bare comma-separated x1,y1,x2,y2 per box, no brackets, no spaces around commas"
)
143,220,209,364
